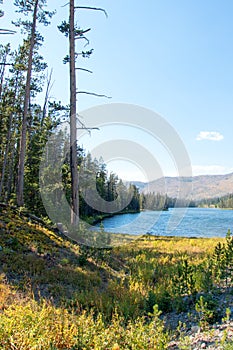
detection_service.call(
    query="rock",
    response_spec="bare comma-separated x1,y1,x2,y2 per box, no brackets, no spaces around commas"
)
56,223,63,231
191,325,200,334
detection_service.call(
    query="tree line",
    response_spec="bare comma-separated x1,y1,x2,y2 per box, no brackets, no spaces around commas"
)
198,194,233,209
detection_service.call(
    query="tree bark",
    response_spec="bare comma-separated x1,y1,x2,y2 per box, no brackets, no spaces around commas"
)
17,0,39,206
0,48,8,101
41,69,53,127
0,72,19,199
6,136,16,203
69,0,79,225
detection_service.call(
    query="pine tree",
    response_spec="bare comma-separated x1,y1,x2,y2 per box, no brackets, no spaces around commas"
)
13,0,54,206
58,2,107,226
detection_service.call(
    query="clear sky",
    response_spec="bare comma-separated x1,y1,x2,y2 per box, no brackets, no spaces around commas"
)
1,0,233,182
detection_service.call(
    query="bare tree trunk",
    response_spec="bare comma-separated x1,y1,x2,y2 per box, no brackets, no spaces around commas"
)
41,69,53,127
0,57,7,101
6,137,16,203
0,72,19,199
69,0,79,226
0,113,14,198
17,0,39,206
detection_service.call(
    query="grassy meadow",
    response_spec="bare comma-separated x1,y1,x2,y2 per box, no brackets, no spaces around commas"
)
1,205,233,349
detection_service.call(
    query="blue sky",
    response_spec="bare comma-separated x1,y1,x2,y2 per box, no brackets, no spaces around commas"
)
1,0,233,181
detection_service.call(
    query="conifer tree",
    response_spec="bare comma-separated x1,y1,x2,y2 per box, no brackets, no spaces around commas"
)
58,2,107,226
13,0,54,206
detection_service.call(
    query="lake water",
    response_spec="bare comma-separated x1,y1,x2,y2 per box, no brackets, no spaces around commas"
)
94,208,233,238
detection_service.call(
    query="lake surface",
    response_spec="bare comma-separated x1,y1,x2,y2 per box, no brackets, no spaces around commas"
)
94,208,233,238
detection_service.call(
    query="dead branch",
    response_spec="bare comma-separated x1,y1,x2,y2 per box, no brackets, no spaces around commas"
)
77,126,99,131
76,67,93,74
76,113,86,125
76,114,100,135
75,35,89,46
75,28,91,37
41,69,54,126
75,6,108,18
77,91,112,99
0,29,16,35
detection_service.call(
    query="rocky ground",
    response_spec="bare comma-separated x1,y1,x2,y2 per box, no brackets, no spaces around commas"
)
168,321,233,349
164,289,233,349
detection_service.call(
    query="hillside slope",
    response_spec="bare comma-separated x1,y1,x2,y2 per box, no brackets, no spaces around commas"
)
141,172,233,200
0,204,126,306
1,205,233,349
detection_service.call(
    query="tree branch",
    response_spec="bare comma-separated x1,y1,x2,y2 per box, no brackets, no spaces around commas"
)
75,35,89,46
76,114,100,135
77,91,112,99
76,114,88,135
75,49,93,58
76,67,93,74
77,127,99,130
41,69,54,126
75,28,91,36
75,6,108,18
0,29,16,35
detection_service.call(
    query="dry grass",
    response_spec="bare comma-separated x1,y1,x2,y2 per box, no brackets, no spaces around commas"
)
0,205,230,349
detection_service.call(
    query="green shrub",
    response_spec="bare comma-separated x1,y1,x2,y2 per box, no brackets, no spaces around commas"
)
0,300,169,350
195,295,219,329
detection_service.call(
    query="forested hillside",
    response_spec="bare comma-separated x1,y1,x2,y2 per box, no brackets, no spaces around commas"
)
199,193,233,209
141,173,233,201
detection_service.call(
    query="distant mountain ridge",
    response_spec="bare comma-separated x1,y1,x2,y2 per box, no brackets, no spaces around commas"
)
130,172,233,200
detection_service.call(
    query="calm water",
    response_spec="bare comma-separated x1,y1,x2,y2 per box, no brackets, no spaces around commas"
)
94,208,233,237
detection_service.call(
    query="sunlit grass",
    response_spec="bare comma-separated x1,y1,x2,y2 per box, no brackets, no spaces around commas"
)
0,205,231,349
0,299,168,349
